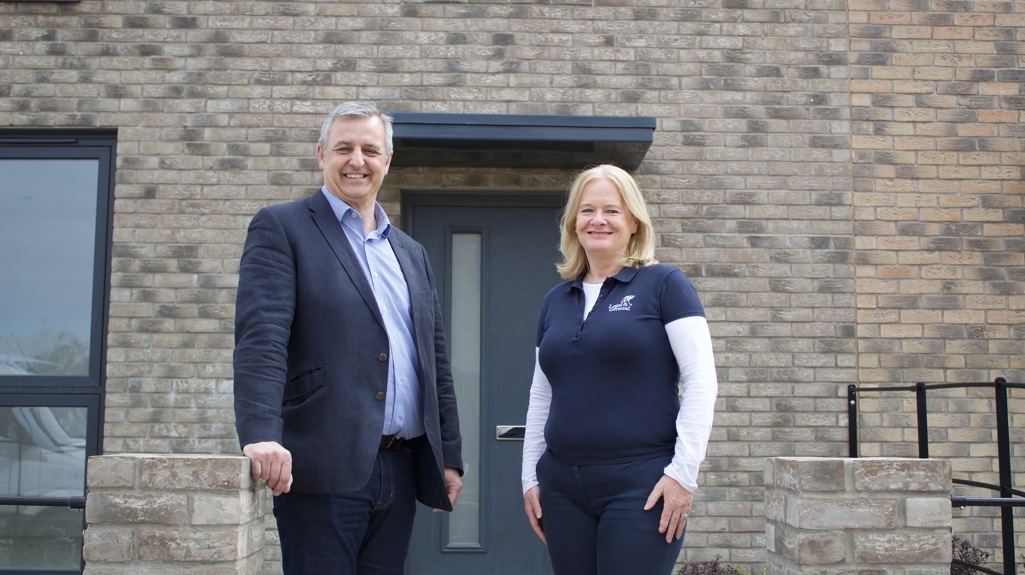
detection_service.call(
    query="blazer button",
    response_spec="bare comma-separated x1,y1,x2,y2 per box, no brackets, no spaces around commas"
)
375,392,385,400
378,353,388,361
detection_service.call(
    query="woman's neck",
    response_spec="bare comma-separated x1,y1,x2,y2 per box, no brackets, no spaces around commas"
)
584,260,622,284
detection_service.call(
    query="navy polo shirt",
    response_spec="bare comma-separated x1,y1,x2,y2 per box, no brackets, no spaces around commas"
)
536,263,706,464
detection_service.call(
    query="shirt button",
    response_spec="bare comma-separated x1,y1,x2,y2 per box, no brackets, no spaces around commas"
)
378,353,388,361
375,392,385,400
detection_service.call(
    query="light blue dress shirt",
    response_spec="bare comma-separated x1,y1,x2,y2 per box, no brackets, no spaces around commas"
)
321,188,425,439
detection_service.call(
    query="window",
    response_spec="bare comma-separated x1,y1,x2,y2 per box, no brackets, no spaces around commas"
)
0,132,114,573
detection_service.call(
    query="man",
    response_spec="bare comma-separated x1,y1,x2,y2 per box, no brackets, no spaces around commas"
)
233,101,463,575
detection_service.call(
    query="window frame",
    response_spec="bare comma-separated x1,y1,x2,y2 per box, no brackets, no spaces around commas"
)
0,131,114,574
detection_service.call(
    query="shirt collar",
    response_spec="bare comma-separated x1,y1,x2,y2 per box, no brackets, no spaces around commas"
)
568,266,639,291
320,186,392,238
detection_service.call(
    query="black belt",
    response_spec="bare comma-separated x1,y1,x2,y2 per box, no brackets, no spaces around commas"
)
379,434,409,450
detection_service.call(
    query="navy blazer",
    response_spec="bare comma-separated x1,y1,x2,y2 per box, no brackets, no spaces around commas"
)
233,190,462,510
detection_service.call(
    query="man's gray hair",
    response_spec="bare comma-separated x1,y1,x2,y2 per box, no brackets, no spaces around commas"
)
318,102,394,153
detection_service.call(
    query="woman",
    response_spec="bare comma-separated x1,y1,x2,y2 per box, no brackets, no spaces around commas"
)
521,164,718,575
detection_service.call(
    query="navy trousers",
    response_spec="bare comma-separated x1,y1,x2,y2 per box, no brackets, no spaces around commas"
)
273,446,418,575
536,451,685,575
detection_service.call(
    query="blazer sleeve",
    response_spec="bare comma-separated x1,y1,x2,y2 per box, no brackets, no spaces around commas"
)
233,206,296,448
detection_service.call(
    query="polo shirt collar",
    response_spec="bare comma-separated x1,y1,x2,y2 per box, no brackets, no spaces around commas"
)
568,265,639,291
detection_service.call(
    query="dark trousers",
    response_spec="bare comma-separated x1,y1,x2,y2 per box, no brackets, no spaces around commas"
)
273,446,418,575
537,451,685,575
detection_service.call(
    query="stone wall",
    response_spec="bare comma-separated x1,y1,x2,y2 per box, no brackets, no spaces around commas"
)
82,455,958,574
765,457,953,575
82,454,265,575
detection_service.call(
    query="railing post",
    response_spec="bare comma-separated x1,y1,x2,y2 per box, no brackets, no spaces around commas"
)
915,382,929,459
848,384,858,458
994,377,1015,575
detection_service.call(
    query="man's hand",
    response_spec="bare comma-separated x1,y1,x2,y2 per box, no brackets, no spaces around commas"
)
644,475,694,543
432,467,463,512
242,441,293,496
523,485,546,544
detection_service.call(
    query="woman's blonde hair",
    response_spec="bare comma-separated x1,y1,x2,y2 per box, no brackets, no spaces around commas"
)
555,164,657,280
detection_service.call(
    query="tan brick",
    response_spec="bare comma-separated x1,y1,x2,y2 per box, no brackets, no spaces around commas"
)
137,529,246,562
852,458,951,492
792,498,897,530
853,532,951,564
82,527,135,563
86,492,189,525
906,497,953,528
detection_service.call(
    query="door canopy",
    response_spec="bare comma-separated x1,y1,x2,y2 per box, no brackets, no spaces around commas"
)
390,113,655,170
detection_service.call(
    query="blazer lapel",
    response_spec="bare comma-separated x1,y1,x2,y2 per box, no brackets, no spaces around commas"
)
307,191,385,327
389,233,420,294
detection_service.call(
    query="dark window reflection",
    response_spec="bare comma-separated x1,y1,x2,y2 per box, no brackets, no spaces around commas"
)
0,406,86,569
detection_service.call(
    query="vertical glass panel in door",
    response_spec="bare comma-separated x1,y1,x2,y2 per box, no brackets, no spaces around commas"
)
0,159,98,377
0,405,87,569
447,233,481,548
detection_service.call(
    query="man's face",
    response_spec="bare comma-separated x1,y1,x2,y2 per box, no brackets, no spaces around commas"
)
317,115,392,210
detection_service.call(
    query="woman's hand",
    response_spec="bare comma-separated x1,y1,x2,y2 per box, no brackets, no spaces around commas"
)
523,485,546,544
644,474,693,543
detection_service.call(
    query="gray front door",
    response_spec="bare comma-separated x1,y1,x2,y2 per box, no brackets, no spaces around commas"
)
404,193,562,575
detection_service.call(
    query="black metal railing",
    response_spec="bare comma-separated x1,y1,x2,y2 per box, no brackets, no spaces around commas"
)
0,496,86,509
848,377,1024,575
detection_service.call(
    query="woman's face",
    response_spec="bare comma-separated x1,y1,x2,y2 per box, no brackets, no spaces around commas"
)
574,178,638,261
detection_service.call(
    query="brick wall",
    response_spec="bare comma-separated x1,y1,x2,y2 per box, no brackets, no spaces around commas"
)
1,0,1022,572
846,0,1025,561
849,0,1024,385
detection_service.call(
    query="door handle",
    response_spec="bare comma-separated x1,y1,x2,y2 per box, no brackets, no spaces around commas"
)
496,425,525,440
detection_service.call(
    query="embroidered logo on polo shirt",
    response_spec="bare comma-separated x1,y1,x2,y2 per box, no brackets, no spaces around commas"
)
608,295,635,312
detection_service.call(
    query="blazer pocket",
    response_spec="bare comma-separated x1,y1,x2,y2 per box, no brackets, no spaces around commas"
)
283,366,325,403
